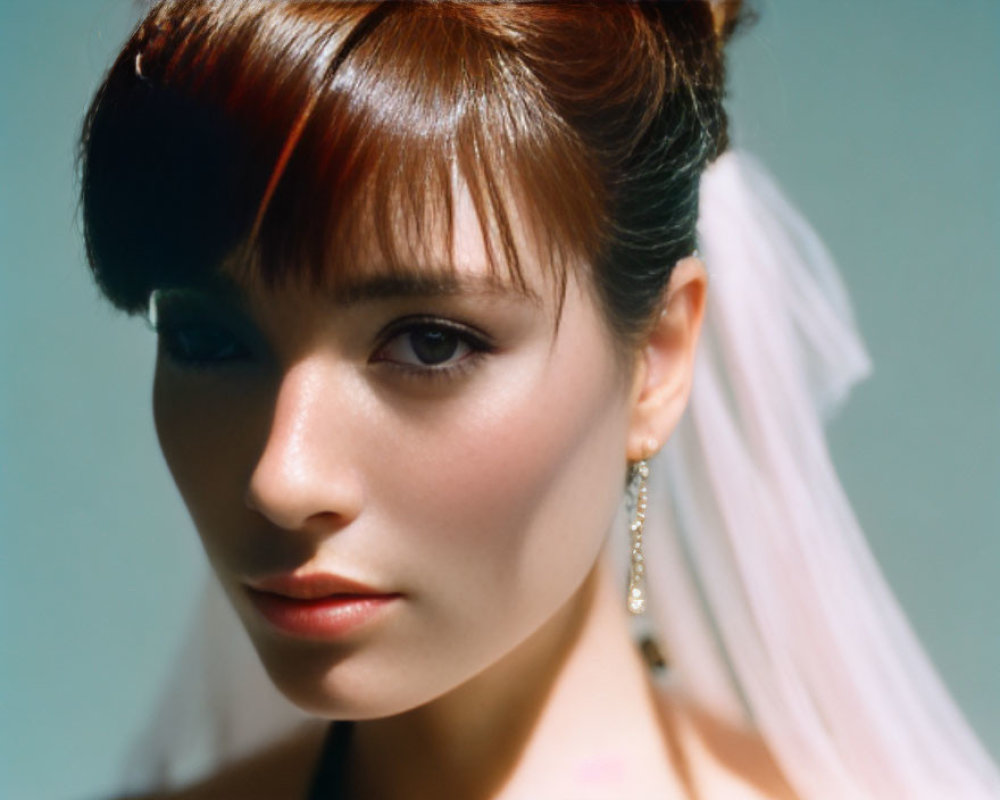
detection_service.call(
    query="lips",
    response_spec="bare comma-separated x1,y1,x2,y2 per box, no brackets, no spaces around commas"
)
244,571,401,638
247,571,389,600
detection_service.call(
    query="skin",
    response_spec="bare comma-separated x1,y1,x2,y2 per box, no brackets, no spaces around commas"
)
141,187,794,798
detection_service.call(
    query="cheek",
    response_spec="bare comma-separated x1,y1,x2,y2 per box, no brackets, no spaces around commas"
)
370,318,629,628
152,364,268,559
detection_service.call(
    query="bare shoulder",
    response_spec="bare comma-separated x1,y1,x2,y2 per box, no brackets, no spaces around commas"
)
655,682,799,800
117,720,329,800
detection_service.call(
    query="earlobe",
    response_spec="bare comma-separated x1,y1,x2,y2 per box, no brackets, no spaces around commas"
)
626,256,708,461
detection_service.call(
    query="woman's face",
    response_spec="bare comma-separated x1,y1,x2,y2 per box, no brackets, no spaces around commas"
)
152,191,636,718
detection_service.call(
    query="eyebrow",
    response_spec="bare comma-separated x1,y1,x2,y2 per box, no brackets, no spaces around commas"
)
159,268,543,310
327,270,542,306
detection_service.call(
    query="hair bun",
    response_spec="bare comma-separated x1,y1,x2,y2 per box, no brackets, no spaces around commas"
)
709,0,746,43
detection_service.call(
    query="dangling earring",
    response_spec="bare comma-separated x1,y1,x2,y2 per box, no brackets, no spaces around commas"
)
626,456,651,615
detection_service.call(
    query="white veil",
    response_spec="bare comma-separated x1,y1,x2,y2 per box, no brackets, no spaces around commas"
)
117,151,1000,798
645,151,1000,798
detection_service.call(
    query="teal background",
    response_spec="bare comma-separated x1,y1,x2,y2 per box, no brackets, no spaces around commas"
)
1,1,997,797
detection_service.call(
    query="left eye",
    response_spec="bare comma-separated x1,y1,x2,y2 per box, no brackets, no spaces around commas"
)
374,323,483,370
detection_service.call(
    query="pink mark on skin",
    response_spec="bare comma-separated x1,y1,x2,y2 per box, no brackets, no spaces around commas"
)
574,756,627,784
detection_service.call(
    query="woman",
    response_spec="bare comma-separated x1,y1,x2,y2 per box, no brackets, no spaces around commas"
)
78,1,1000,797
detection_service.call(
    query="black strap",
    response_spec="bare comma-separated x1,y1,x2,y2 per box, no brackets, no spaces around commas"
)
306,721,353,800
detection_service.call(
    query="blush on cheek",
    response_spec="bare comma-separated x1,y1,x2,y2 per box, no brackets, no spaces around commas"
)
374,306,630,621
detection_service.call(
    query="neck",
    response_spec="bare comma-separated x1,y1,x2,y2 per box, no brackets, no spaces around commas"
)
348,555,689,799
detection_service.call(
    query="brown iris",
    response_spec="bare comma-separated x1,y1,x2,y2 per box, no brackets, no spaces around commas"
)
409,327,460,365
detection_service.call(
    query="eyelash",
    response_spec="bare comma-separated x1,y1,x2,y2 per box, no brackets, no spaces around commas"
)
155,319,251,369
154,314,493,381
371,317,494,381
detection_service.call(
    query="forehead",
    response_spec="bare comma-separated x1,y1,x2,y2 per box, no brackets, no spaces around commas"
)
216,177,556,310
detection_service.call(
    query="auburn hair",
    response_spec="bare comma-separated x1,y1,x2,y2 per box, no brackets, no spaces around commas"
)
79,0,743,347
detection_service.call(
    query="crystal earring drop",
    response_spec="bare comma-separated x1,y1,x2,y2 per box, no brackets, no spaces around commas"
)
626,458,650,615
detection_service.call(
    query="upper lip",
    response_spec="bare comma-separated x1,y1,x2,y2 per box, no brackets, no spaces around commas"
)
246,572,392,600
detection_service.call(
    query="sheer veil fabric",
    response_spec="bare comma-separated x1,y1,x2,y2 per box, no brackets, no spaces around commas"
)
645,151,1000,799
119,151,1000,798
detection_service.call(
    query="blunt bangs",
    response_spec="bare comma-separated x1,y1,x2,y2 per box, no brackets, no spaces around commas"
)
79,0,608,314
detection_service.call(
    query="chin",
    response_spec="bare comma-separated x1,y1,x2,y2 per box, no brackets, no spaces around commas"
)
250,639,440,721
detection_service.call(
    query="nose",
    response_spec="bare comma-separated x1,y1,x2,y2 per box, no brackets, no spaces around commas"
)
245,358,364,533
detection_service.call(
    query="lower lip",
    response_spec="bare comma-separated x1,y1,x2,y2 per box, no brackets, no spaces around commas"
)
246,589,399,639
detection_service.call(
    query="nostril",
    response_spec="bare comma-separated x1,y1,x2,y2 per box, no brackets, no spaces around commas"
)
244,456,363,534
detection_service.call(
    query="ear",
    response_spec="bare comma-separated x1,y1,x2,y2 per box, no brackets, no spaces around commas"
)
626,256,708,461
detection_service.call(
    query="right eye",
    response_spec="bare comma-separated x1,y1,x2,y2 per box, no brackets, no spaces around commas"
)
148,287,254,369
156,321,249,367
